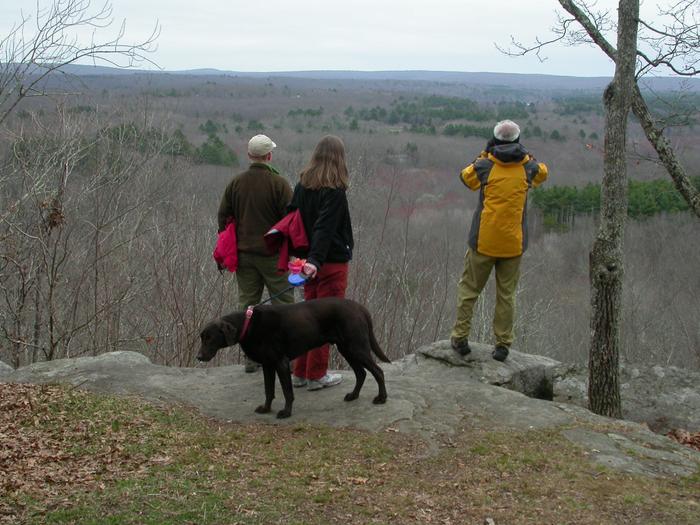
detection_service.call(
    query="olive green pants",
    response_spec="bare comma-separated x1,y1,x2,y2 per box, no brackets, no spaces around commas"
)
236,252,294,310
451,249,522,347
236,252,294,370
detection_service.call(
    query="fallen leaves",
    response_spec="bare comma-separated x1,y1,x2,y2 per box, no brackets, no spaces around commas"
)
346,476,369,485
0,383,167,523
0,383,697,525
667,429,700,451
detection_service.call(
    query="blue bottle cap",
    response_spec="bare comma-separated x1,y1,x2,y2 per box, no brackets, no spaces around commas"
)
288,273,307,286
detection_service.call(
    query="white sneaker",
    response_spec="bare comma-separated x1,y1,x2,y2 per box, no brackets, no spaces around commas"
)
292,375,307,388
307,373,342,391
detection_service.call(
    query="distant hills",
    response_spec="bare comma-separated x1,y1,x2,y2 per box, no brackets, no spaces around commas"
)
57,64,700,92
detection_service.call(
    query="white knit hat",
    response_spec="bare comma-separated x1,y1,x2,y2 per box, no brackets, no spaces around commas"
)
493,120,521,142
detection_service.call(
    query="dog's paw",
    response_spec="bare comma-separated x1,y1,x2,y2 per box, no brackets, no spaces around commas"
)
372,395,387,405
276,409,291,419
344,392,359,402
254,405,271,414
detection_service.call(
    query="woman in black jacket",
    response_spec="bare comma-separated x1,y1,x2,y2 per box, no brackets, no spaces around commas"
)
289,135,354,391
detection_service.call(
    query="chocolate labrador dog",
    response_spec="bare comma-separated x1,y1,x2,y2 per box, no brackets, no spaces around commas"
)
197,297,390,419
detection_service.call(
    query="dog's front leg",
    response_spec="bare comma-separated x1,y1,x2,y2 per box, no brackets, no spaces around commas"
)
255,365,276,414
275,357,294,419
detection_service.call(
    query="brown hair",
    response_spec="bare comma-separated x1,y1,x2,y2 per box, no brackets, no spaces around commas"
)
299,135,349,190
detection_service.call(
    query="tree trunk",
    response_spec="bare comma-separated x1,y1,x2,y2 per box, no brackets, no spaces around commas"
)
588,0,639,418
32,273,42,364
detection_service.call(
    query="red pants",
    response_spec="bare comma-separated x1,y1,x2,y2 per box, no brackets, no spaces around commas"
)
292,262,349,380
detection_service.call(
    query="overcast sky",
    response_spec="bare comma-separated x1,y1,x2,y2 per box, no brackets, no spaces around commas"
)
2,0,655,76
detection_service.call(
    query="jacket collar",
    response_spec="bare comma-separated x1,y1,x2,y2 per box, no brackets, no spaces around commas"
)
488,143,530,165
249,162,280,175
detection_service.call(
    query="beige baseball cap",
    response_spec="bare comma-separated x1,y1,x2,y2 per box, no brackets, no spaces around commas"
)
248,134,276,156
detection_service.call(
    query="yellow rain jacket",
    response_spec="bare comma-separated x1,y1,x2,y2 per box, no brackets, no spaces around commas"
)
460,143,548,258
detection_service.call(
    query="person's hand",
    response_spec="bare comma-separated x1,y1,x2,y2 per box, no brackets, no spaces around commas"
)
302,262,318,279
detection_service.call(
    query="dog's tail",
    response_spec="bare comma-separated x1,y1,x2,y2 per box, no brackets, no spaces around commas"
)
365,309,391,363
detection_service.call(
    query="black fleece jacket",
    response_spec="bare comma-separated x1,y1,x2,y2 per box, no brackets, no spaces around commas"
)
288,183,353,268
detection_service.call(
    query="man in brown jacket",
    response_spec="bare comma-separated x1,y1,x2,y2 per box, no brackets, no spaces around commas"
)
218,134,294,372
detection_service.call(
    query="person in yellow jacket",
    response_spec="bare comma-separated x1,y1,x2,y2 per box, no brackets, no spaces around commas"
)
451,120,548,361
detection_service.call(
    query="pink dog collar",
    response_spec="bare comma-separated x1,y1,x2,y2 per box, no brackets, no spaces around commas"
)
240,306,254,341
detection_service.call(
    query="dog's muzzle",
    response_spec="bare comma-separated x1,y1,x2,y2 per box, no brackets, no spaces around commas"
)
196,349,212,362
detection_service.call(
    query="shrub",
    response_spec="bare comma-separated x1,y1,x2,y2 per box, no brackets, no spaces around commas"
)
247,120,264,132
199,120,227,135
196,134,238,167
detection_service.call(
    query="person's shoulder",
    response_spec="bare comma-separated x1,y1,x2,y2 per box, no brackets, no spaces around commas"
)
231,166,253,179
270,170,291,185
223,169,243,188
318,186,347,200
225,169,249,188
524,153,546,167
523,154,547,178
474,156,493,169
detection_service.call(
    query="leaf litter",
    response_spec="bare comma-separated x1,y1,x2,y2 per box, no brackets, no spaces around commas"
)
0,383,170,522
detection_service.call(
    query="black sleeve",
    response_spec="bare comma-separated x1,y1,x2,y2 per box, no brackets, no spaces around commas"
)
287,183,302,214
307,188,346,268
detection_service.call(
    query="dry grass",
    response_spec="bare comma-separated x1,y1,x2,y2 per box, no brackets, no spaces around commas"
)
1,383,698,524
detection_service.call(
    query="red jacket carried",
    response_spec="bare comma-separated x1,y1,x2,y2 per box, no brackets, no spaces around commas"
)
264,210,309,273
213,220,238,272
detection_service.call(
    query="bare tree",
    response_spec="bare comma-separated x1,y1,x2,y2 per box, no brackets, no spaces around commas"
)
0,0,159,125
1,110,164,363
501,0,700,217
500,0,699,417
0,1,159,365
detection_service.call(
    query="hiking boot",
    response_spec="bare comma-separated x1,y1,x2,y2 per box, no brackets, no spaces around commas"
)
450,336,471,356
307,373,343,391
492,345,509,362
292,375,307,388
244,357,261,373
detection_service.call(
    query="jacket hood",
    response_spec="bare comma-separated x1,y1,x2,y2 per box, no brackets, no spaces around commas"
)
488,143,529,164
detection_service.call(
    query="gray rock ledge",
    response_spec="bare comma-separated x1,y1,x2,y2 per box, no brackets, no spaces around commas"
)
2,348,699,479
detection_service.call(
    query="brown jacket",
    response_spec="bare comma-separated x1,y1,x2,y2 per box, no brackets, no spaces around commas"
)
218,163,292,255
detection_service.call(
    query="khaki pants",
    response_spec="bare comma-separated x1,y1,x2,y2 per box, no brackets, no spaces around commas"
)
451,249,521,347
236,252,294,310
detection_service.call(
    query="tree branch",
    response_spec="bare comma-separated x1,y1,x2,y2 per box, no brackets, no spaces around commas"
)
498,0,700,218
0,0,160,125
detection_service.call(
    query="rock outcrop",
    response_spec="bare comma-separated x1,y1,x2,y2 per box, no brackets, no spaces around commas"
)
2,345,699,479
417,341,700,434
554,363,700,434
416,340,567,400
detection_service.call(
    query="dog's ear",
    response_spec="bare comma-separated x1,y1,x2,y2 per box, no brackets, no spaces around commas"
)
219,320,239,346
